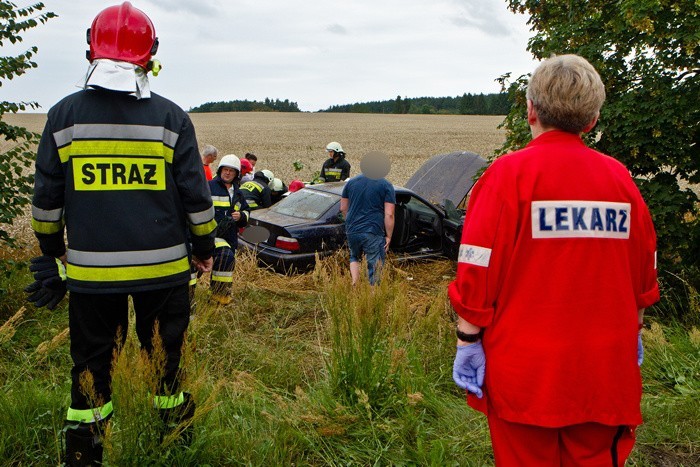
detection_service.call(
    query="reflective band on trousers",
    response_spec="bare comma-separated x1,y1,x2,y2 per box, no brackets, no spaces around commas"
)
67,401,114,423
212,270,233,283
215,238,231,249
153,392,185,409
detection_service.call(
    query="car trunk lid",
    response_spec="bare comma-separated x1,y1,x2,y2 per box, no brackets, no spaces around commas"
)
405,151,487,208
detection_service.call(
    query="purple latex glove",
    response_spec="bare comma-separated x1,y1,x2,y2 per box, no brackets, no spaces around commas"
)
452,342,486,398
637,332,644,366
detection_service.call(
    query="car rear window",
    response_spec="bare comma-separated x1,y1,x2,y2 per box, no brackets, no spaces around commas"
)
270,188,340,220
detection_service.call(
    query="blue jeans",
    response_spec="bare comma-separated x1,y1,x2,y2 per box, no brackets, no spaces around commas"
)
347,232,386,284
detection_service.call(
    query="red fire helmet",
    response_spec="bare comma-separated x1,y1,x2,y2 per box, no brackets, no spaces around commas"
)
289,180,305,193
240,158,253,176
88,2,158,69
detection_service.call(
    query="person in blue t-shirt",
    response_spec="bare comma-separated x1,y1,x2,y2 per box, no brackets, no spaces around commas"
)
340,152,396,285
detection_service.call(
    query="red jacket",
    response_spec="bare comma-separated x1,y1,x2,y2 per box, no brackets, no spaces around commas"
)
448,130,659,427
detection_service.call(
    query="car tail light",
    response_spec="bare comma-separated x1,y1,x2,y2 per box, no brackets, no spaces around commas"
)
275,236,300,251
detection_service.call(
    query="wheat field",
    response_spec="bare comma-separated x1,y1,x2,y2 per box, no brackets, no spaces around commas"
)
2,112,505,246
5,112,506,186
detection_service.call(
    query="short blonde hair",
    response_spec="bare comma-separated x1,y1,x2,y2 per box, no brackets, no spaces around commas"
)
526,54,605,133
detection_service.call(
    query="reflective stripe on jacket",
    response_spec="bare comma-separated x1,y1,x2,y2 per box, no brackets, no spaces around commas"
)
240,176,272,210
32,89,216,293
209,176,250,248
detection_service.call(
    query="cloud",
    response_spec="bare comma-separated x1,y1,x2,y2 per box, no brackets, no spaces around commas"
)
326,23,348,35
449,0,511,37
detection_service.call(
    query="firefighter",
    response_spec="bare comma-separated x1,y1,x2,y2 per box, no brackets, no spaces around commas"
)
240,169,274,210
25,2,216,465
320,141,351,182
269,178,288,204
240,158,254,183
209,154,250,305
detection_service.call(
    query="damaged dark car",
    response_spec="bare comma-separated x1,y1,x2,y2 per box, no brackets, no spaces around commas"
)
238,151,487,273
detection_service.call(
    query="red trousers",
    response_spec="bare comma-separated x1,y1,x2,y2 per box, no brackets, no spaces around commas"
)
488,414,636,466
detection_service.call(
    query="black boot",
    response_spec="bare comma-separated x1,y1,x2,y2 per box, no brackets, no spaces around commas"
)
63,417,109,466
158,392,195,444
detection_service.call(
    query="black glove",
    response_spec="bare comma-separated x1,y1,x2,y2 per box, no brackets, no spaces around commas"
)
216,217,234,238
24,255,67,310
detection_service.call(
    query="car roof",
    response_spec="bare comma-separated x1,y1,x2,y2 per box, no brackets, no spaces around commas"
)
304,181,412,197
405,151,487,207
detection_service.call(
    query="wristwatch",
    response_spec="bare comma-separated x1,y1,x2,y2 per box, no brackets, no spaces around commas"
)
456,328,481,343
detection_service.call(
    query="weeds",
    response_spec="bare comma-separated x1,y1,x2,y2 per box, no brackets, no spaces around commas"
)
0,249,698,465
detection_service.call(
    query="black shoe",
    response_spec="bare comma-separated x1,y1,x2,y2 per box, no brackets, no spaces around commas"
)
63,417,109,466
158,392,196,444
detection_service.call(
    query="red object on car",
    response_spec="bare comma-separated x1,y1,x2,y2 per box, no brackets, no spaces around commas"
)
288,179,305,193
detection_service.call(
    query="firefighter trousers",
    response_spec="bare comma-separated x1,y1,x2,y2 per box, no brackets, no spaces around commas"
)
68,285,190,411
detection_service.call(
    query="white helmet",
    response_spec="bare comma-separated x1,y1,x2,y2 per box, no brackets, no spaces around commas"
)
218,154,241,174
260,169,275,184
270,177,283,192
326,141,343,153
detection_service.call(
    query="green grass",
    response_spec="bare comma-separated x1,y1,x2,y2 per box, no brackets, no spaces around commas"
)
1,251,699,465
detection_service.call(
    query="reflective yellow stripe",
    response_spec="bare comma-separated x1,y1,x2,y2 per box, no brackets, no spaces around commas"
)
153,392,184,409
58,141,174,164
241,181,262,193
72,157,166,191
247,202,259,208
215,239,231,249
212,272,234,283
66,401,113,423
190,218,217,236
67,257,189,282
212,200,231,207
32,218,64,235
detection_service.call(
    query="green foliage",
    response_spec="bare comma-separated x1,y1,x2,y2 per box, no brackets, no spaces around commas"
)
2,255,699,464
292,160,304,172
323,93,511,115
499,0,700,297
189,97,301,113
0,1,55,248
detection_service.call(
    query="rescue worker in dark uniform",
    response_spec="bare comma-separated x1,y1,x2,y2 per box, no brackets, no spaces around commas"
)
208,154,250,305
26,3,216,465
240,169,274,210
320,141,351,182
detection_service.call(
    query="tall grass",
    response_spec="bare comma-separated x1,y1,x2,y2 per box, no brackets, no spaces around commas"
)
1,249,699,465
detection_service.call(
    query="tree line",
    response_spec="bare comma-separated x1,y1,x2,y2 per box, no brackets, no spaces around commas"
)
189,98,301,113
321,93,510,115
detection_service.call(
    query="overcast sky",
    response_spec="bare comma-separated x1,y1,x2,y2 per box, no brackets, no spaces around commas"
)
4,0,538,112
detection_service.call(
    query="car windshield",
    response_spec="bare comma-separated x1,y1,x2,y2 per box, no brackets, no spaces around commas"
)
270,188,340,220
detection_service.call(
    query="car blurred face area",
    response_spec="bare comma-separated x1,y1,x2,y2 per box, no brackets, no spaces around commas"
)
270,188,340,220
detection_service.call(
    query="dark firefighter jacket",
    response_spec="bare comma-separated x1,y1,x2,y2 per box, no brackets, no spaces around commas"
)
31,89,217,294
320,154,351,182
240,172,272,210
209,176,250,248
